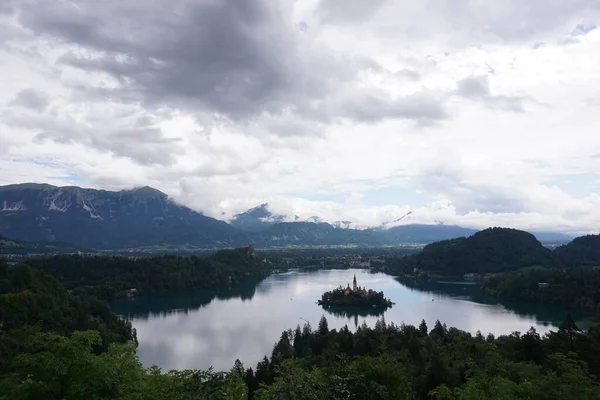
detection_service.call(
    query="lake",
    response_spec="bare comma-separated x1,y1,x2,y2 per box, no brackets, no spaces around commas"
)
110,269,588,372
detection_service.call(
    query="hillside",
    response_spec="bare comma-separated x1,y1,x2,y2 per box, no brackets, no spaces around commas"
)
235,222,391,247
0,234,84,256
554,234,600,267
388,227,559,276
0,183,236,249
230,203,290,232
381,224,478,243
26,245,269,299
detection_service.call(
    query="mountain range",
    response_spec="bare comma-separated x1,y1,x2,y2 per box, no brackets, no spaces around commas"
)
0,183,575,250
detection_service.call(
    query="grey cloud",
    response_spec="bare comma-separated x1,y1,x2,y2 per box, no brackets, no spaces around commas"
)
316,0,390,24
11,0,445,131
16,1,346,117
9,89,49,111
395,69,421,81
3,108,182,166
415,166,526,214
333,90,448,125
319,0,600,43
456,76,490,99
456,75,526,112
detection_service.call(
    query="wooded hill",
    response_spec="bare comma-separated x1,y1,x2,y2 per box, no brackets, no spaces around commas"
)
383,228,600,276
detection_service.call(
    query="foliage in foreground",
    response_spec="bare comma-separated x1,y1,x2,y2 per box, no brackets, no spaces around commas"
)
3,313,600,400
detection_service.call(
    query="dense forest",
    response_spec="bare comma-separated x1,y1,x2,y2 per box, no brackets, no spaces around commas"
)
25,246,271,300
483,267,600,313
554,234,600,267
381,227,560,276
244,314,600,399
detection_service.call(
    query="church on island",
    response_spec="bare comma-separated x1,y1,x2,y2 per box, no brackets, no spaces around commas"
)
318,275,393,308
345,274,368,295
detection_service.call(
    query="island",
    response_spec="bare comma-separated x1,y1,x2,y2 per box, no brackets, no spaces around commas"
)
318,275,393,308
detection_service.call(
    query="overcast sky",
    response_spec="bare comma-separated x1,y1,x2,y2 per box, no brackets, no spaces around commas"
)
1,0,600,233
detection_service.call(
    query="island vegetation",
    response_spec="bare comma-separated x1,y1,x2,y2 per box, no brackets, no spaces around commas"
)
318,276,392,308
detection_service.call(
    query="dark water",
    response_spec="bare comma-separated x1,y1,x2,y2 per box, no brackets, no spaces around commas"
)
111,269,590,372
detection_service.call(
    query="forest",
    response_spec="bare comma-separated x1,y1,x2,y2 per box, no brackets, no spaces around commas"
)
24,246,271,300
380,227,560,276
483,267,600,313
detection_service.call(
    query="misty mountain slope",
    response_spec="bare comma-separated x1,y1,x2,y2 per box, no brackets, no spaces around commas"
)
234,222,391,247
0,183,237,249
229,203,290,232
381,224,478,243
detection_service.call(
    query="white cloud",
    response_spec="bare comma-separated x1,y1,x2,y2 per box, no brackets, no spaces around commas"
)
0,0,600,234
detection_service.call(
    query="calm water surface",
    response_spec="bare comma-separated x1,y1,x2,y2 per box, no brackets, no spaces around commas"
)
111,269,588,372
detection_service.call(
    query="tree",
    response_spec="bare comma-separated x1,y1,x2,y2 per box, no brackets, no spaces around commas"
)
317,315,329,336
521,327,543,363
2,330,144,400
419,319,428,336
302,322,312,339
559,314,582,351
431,320,447,338
272,331,294,362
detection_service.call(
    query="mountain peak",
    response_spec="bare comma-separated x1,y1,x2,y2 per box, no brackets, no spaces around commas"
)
230,203,287,232
127,186,168,199
0,183,234,248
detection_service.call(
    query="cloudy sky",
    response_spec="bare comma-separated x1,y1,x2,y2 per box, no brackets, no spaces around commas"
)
1,0,600,233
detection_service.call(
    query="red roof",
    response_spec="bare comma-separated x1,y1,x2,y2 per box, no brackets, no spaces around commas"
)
345,285,352,291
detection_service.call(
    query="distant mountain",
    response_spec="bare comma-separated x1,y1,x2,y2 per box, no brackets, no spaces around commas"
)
389,227,559,276
235,222,390,247
0,183,579,251
229,203,289,232
528,231,574,244
0,183,236,249
332,221,354,229
554,234,600,267
381,224,478,243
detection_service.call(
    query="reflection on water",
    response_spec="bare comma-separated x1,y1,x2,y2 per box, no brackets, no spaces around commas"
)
110,276,263,320
321,305,386,329
396,277,591,330
111,269,589,372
